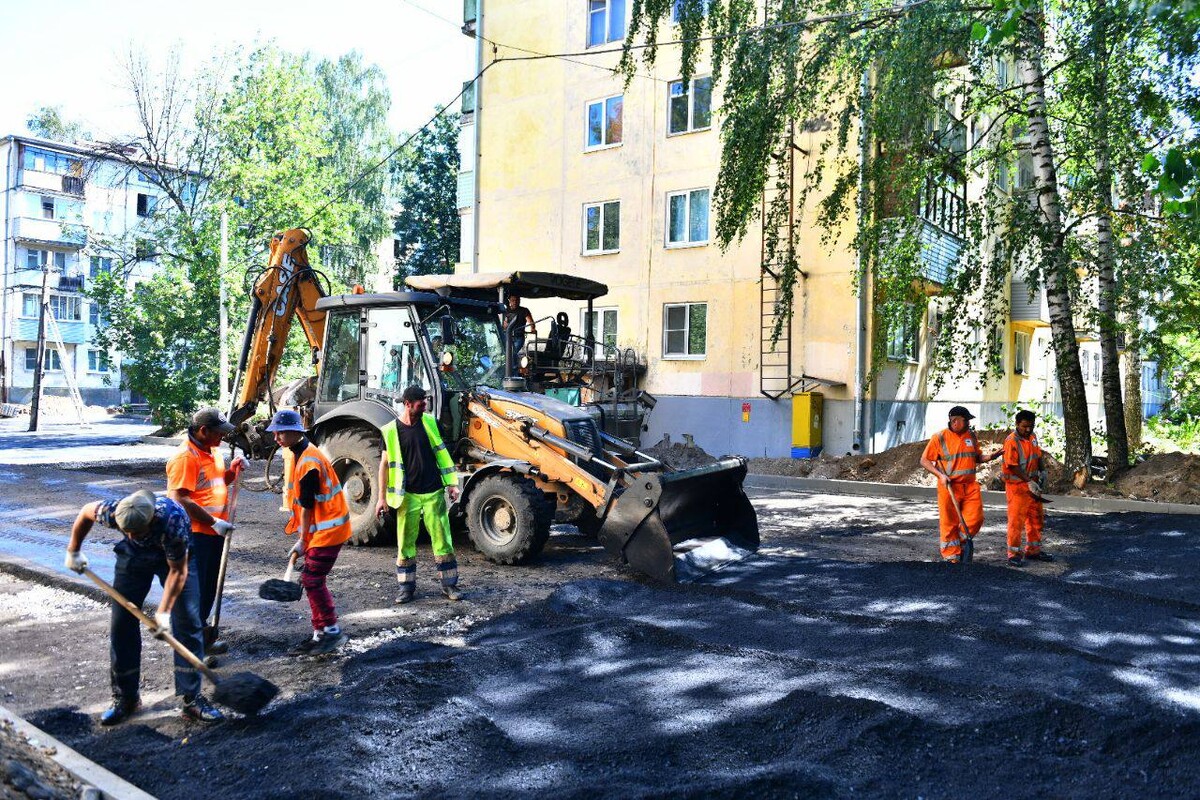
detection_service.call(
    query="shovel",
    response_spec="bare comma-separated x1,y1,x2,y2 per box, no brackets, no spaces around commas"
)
938,470,973,564
207,474,241,638
258,551,303,602
82,567,277,715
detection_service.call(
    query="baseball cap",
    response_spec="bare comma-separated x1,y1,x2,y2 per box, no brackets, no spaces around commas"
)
114,490,157,536
265,409,306,433
192,407,236,435
948,405,976,420
401,385,427,403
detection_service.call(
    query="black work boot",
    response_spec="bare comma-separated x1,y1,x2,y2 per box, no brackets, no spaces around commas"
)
1026,551,1055,562
99,696,140,726
309,629,349,656
437,557,461,601
395,585,415,605
442,584,463,602
181,694,225,723
203,626,228,655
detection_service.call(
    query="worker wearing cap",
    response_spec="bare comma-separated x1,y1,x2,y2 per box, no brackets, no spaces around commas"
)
267,409,352,656
166,407,247,656
919,406,1003,563
503,293,536,365
1002,409,1054,566
375,385,462,603
63,490,223,725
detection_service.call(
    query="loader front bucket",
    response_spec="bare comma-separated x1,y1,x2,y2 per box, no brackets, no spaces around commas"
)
597,457,759,583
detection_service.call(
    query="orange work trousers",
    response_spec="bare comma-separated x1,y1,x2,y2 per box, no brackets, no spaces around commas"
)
1005,483,1044,557
937,480,983,561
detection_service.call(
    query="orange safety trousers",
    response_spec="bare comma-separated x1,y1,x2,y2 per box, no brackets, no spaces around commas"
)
1005,482,1044,557
937,480,983,560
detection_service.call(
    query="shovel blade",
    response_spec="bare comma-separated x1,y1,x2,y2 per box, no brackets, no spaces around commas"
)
597,457,760,583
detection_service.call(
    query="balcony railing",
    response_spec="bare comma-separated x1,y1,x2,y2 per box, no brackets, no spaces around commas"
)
918,180,965,238
15,318,87,344
58,275,86,292
918,221,963,286
61,175,85,196
13,217,87,248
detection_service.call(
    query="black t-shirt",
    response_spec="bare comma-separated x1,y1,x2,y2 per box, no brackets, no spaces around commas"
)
290,438,322,510
399,418,442,494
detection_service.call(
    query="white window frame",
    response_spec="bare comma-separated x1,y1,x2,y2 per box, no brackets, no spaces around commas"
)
665,188,710,248
88,349,112,373
25,347,62,372
667,76,713,136
662,302,707,359
584,94,623,151
1014,331,1030,375
886,305,920,363
1093,352,1101,383
581,306,619,352
587,0,626,47
671,0,711,23
582,200,621,255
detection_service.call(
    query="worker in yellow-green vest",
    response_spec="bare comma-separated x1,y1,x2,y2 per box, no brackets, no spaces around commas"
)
375,385,462,603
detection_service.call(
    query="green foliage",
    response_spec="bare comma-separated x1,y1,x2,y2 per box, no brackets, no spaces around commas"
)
391,109,462,283
25,105,90,142
1145,414,1200,454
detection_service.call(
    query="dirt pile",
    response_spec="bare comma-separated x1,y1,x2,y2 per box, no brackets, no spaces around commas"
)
0,396,111,420
1114,452,1200,504
0,718,83,800
643,433,719,471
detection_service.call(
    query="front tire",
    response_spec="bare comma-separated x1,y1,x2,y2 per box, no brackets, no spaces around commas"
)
320,427,387,546
465,474,553,565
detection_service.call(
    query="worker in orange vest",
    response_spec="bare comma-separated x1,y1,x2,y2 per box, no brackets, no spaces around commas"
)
267,409,353,656
919,406,1003,563
1001,409,1054,566
166,407,246,657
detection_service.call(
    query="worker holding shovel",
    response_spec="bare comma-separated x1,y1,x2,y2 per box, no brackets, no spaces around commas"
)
166,407,247,658
919,406,1003,564
1002,409,1054,566
63,490,224,725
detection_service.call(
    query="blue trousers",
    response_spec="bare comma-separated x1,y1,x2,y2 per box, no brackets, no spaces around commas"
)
109,540,204,701
189,532,224,625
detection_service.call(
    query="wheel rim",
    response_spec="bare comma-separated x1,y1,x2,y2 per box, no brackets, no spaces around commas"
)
332,457,370,516
479,496,518,547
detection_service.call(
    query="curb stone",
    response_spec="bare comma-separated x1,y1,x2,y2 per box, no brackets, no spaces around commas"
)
0,703,157,800
746,474,1200,516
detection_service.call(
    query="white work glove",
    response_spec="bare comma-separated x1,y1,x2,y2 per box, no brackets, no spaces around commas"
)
230,455,250,474
447,486,460,503
291,539,307,558
63,550,88,574
153,611,171,639
211,519,236,537
1028,480,1042,495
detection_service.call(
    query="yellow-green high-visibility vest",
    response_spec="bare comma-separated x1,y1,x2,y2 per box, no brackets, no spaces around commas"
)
381,413,458,508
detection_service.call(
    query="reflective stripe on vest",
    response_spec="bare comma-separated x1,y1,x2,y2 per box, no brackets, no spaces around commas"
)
1002,433,1041,483
937,432,979,479
176,439,228,534
381,414,458,509
284,443,352,545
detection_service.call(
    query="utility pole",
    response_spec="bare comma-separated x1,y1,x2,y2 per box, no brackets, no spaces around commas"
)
27,266,50,432
219,210,229,408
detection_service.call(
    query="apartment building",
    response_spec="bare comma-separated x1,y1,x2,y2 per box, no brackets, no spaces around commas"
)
457,1,1167,456
0,134,165,406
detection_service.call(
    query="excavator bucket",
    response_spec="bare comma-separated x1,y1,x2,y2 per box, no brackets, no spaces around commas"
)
597,457,759,583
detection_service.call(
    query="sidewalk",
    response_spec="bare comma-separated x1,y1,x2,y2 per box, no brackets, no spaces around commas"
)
0,415,178,466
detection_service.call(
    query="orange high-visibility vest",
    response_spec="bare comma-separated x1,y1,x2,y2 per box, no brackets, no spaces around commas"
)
931,429,982,484
284,442,352,548
166,438,228,535
1002,432,1043,483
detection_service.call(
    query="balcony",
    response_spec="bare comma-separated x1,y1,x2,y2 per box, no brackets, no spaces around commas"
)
916,180,965,289
57,275,86,292
13,217,87,249
1010,280,1050,327
918,221,963,287
14,318,87,344
61,175,85,196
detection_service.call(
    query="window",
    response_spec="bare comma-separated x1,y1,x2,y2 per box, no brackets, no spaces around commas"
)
89,302,101,327
22,147,80,176
89,256,113,278
1093,353,1101,382
671,0,711,22
1080,351,1089,381
25,348,62,372
667,188,710,246
364,307,431,407
585,95,623,149
663,302,707,358
41,198,56,220
668,77,712,135
587,0,626,47
23,249,65,270
1014,331,1030,374
319,312,362,403
88,349,111,372
136,193,156,217
582,307,619,351
49,295,81,321
583,201,621,254
886,306,920,363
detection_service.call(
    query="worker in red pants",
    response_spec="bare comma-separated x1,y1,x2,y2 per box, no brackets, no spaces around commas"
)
1002,409,1054,567
920,406,1003,563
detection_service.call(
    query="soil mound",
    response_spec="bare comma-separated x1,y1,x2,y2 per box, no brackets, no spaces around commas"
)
1114,452,1200,504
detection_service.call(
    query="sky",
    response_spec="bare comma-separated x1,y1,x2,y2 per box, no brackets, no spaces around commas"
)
0,0,474,140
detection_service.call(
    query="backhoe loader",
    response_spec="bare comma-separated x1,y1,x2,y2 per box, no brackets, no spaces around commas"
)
227,228,759,582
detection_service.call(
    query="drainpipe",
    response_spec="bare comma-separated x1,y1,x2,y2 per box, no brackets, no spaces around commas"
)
471,0,484,274
2,137,14,404
853,72,870,454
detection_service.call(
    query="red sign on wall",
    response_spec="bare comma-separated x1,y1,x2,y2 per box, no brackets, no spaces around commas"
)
741,402,751,422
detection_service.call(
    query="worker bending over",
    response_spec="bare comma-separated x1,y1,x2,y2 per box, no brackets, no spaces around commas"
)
165,407,246,656
268,409,352,656
1002,410,1054,566
64,490,223,724
376,385,463,604
919,405,1002,563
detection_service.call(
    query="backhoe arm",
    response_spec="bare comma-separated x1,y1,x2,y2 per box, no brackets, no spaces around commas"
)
229,228,328,428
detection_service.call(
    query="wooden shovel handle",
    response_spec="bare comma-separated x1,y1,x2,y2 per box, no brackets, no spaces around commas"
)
209,473,241,630
283,549,299,582
82,567,217,681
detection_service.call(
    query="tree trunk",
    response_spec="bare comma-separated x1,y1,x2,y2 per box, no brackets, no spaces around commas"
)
1018,2,1092,486
1091,0,1130,478
1123,325,1143,452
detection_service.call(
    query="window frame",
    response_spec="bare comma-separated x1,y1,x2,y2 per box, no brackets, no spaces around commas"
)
584,94,624,151
670,0,711,23
667,76,713,136
1013,330,1030,375
581,306,619,352
582,200,621,256
885,305,920,364
586,0,626,48
25,347,63,372
662,301,707,359
88,349,112,373
665,187,711,248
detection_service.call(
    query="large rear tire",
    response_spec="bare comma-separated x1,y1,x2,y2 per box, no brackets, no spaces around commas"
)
319,427,387,546
465,474,553,565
